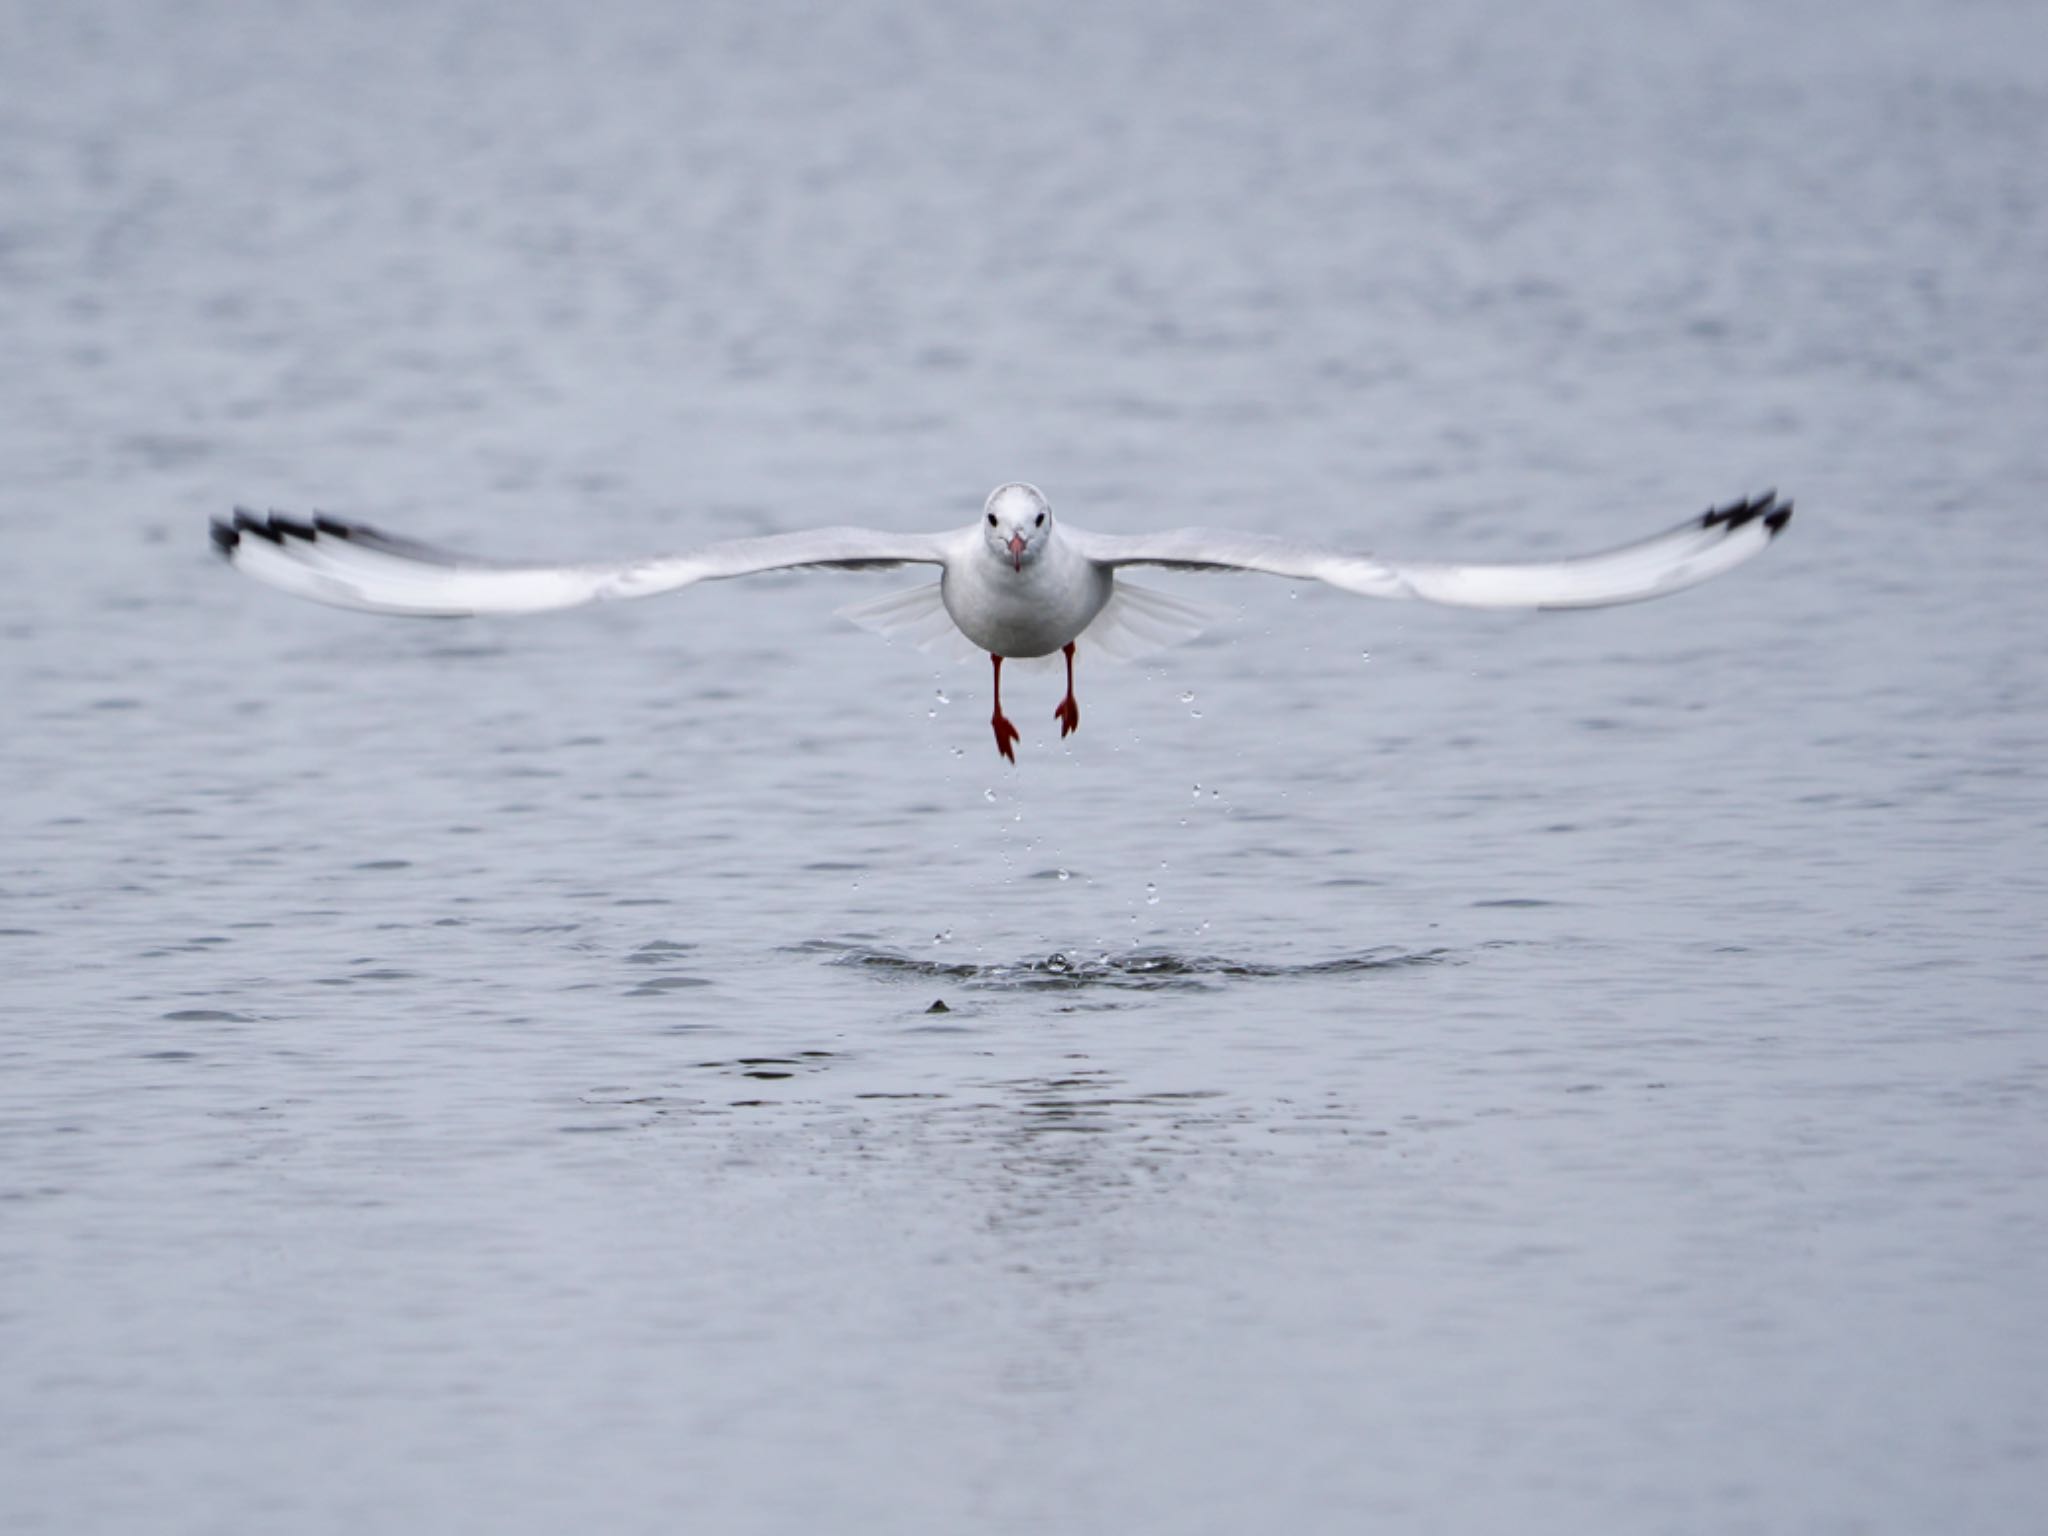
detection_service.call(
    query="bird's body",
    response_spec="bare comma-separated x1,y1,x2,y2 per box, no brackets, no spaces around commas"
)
212,481,1792,760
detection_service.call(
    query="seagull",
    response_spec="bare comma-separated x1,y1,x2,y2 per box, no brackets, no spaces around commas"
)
211,483,1791,761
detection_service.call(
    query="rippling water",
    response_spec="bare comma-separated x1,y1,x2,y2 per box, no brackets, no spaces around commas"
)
4,1,2046,1531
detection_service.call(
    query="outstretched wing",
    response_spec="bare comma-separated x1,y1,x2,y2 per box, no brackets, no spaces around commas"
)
209,510,951,617
1066,493,1792,610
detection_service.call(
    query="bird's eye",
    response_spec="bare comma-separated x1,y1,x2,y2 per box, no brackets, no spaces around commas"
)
987,513,997,527
1035,512,1045,526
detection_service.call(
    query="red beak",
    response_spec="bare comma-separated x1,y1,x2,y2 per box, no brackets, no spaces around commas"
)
1007,533,1026,571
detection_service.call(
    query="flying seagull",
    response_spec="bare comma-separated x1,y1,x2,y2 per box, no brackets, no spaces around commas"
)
211,483,1791,761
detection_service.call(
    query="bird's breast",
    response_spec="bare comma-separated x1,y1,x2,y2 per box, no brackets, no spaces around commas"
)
943,552,1109,658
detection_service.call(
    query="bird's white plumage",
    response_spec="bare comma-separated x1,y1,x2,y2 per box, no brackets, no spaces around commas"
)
212,483,1790,761
212,487,1791,644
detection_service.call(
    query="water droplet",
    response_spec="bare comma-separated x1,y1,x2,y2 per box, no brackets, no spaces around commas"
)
1046,952,1071,973
1180,690,1196,704
1361,651,1372,662
935,688,950,706
1191,783,1202,797
983,787,996,802
1056,868,1071,882
1145,882,1159,905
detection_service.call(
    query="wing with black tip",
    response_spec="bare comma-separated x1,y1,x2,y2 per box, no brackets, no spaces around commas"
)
1067,493,1792,609
209,510,950,617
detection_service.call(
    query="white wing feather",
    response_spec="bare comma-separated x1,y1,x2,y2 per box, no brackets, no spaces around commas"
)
834,582,983,664
1068,493,1792,610
1080,581,1227,663
210,511,950,617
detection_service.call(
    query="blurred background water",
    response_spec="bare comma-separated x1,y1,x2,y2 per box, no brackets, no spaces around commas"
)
2,0,2045,1531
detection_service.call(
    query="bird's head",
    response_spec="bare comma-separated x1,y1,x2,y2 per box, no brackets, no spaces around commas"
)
982,483,1053,572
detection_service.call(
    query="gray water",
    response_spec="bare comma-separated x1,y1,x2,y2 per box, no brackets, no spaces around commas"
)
4,1,2046,1531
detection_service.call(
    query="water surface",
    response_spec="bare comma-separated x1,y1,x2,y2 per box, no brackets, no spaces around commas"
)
3,1,2045,1531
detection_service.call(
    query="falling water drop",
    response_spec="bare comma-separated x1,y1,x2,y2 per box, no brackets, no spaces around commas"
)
1145,882,1159,905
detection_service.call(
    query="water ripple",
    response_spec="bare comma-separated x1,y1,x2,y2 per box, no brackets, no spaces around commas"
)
791,940,1456,992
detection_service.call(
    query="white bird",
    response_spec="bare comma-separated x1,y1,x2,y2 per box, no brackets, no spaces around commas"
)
211,482,1791,761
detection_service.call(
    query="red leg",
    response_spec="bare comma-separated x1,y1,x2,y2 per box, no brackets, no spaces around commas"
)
1053,642,1081,738
990,654,1020,762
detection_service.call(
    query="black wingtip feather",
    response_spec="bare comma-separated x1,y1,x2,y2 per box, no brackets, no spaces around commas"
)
232,508,282,543
1702,491,1770,530
209,518,239,557
1700,490,1793,534
215,504,471,569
